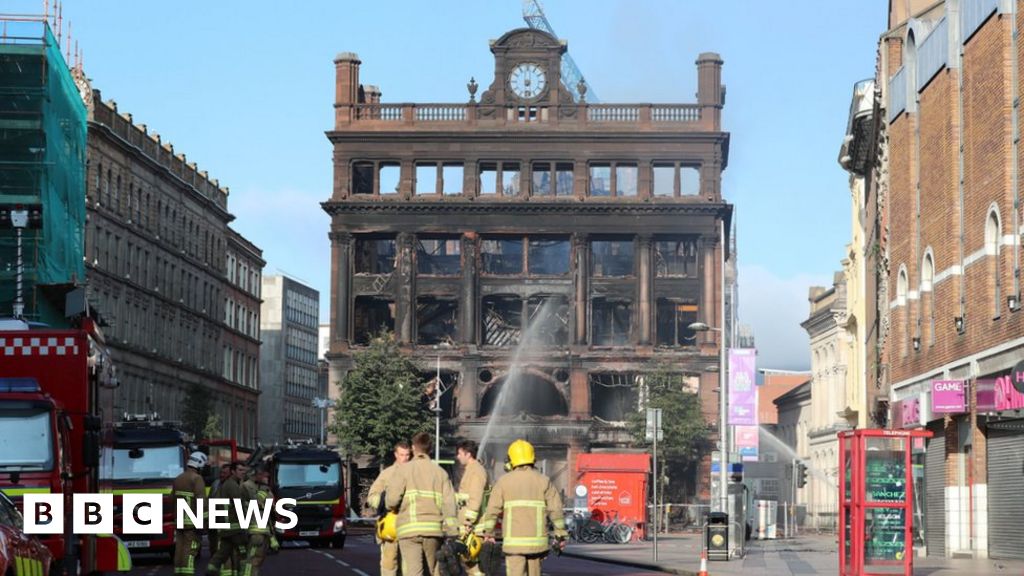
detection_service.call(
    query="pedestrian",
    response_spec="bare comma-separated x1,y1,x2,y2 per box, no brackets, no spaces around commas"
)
476,439,568,576
242,466,277,576
172,451,207,576
385,432,458,576
367,440,412,576
206,461,250,576
455,440,488,576
208,465,232,559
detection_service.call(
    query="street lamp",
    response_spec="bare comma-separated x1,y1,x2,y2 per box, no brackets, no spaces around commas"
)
689,321,728,517
312,397,331,446
432,343,453,460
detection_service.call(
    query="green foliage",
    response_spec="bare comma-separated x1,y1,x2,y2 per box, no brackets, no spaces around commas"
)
331,332,433,461
203,413,223,440
182,382,213,440
628,366,711,499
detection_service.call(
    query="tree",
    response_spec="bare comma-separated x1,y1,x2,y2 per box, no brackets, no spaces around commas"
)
182,382,213,440
628,366,711,501
331,332,433,461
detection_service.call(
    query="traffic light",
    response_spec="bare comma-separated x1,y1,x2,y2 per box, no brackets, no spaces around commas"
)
796,461,808,488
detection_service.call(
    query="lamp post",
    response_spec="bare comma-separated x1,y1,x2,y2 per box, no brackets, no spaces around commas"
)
689,215,729,518
432,343,453,460
312,397,331,445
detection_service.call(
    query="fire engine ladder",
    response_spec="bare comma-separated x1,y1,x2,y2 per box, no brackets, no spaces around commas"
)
522,0,598,103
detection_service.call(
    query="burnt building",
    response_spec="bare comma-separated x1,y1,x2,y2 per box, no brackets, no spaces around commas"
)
323,28,732,496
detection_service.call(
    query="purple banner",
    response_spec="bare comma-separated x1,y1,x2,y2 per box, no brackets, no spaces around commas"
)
977,379,997,412
978,376,1024,412
728,348,757,426
931,380,966,414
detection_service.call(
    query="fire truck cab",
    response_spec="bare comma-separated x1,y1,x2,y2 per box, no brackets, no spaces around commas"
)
257,444,346,550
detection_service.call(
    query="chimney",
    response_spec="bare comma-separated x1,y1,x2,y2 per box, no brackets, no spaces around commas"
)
365,85,382,105
334,52,361,128
696,52,724,130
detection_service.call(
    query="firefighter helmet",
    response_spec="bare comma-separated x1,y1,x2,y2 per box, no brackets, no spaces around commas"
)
187,451,207,470
460,532,482,561
376,512,398,542
506,439,535,468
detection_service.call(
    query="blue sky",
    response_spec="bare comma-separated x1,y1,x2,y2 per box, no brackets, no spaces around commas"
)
13,0,888,370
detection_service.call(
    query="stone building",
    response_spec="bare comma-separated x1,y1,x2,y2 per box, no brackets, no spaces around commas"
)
323,27,732,497
877,0,1024,559
259,275,320,444
84,87,262,446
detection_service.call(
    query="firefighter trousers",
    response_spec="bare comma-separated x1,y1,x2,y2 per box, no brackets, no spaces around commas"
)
207,532,249,576
505,552,547,576
399,536,442,576
242,533,268,576
380,539,400,576
173,529,199,575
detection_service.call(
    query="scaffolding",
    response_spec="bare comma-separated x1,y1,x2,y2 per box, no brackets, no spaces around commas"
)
0,16,86,323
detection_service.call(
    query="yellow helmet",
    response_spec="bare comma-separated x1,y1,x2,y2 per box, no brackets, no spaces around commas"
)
376,512,398,542
507,439,535,468
460,532,482,561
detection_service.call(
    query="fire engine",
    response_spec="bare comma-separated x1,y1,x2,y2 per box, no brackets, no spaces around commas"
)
100,414,189,556
252,442,346,549
0,317,131,574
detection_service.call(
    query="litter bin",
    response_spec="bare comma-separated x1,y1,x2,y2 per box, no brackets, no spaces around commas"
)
706,512,729,561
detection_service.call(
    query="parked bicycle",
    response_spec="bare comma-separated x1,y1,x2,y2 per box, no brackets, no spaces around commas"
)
573,510,634,544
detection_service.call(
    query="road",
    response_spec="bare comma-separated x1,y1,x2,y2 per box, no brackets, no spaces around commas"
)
127,534,672,576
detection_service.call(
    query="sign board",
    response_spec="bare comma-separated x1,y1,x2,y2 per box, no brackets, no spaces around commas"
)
978,377,1024,412
735,425,760,462
728,349,758,426
897,397,920,429
645,408,663,441
931,380,966,414
864,451,907,562
1013,360,1024,394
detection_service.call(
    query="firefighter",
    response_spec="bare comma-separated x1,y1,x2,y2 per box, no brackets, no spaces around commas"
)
367,440,411,576
455,440,488,576
385,432,458,576
206,461,250,576
242,466,277,576
173,451,207,576
476,439,568,576
208,465,231,559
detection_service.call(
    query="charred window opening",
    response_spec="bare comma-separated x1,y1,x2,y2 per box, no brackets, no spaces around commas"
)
616,164,638,197
653,164,675,197
591,239,635,277
531,162,574,197
480,162,522,196
528,238,570,275
482,238,524,275
379,163,400,194
422,371,459,419
352,162,374,195
655,239,698,277
556,163,574,196
442,164,464,195
592,298,632,346
482,295,522,347
417,297,458,345
589,164,611,197
417,237,461,276
656,299,698,346
590,373,640,422
479,373,568,417
353,297,395,345
527,295,570,346
354,237,397,274
681,166,701,196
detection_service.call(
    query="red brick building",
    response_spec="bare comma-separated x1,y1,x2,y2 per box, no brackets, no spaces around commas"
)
879,0,1024,559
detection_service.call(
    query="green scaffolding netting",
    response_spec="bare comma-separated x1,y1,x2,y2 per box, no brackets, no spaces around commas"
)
0,19,86,322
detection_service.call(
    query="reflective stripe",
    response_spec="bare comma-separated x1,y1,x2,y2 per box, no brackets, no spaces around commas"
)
1,487,51,497
503,536,548,547
503,499,546,548
552,518,566,529
116,537,133,571
463,509,479,521
396,521,443,536
296,499,340,505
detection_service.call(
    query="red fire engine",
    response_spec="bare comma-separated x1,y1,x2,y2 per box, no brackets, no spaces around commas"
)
0,317,131,574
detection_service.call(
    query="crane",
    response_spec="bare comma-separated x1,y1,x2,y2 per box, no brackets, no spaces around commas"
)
522,0,598,103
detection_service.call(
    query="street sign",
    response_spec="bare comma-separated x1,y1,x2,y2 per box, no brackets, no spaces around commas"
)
645,408,663,441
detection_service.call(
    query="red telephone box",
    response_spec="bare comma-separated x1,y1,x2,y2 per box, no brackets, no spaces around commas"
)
839,429,932,576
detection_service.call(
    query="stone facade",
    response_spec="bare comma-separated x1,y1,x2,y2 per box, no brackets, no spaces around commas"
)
84,90,262,446
323,28,733,498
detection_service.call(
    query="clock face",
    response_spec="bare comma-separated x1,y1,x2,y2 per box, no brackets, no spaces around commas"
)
509,63,547,100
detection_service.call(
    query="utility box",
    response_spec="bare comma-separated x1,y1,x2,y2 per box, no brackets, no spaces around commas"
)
575,453,650,540
754,500,777,539
706,512,729,560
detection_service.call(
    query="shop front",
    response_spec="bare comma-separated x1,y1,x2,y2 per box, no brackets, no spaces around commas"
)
979,368,1024,560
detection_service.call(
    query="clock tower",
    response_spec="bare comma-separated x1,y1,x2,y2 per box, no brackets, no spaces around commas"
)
478,28,571,110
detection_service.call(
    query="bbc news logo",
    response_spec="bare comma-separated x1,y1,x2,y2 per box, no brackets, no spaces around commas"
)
22,494,299,534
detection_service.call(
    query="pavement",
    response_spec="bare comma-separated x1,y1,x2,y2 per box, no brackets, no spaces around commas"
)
562,531,1024,576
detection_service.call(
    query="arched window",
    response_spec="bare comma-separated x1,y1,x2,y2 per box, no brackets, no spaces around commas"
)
897,267,909,357
986,209,1001,317
922,251,935,345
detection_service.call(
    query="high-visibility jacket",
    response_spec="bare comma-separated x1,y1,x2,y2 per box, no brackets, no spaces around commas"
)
384,453,458,539
367,462,401,513
215,476,247,535
172,467,207,529
457,459,488,526
476,466,567,555
248,481,273,534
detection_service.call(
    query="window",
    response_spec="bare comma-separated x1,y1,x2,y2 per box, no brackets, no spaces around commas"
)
656,299,698,346
986,210,1001,318
354,237,397,274
479,162,521,196
653,163,701,197
352,161,400,195
592,298,632,346
353,297,394,344
591,239,635,277
531,163,551,196
417,237,461,275
352,162,374,195
922,252,934,345
417,297,458,345
531,162,573,196
528,238,570,275
482,295,521,347
655,239,698,277
416,163,437,195
653,164,674,197
482,238,524,275
527,295,569,345
590,373,639,422
616,164,638,197
442,164,463,195
589,164,611,197
556,163,574,196
589,162,637,198
681,167,700,196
